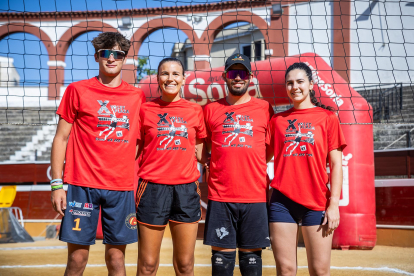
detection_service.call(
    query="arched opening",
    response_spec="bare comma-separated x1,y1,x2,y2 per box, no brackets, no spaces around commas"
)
63,31,101,86
0,31,54,125
138,27,190,71
0,33,49,87
137,27,190,100
201,11,270,63
210,21,266,69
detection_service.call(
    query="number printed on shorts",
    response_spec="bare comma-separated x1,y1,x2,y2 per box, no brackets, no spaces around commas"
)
72,218,81,231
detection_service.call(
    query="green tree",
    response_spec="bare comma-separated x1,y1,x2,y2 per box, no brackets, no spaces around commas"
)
137,56,157,81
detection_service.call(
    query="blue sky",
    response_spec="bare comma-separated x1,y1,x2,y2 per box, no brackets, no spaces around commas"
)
0,0,230,85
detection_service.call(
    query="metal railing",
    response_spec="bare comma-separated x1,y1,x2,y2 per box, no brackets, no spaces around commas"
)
356,83,403,121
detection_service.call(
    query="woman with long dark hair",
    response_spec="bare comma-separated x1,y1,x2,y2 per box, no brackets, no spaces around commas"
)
135,58,207,276
266,62,346,276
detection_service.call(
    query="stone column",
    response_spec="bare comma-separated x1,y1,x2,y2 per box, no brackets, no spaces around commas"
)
267,3,289,59
333,0,351,83
193,55,211,71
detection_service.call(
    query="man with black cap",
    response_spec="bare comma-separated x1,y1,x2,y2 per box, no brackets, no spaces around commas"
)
203,53,274,276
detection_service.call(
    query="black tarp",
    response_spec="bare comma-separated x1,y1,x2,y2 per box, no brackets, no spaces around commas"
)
0,208,34,243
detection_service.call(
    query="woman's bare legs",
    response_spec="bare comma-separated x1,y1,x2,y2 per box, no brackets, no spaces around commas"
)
269,223,299,276
170,222,198,276
302,225,333,276
136,224,165,276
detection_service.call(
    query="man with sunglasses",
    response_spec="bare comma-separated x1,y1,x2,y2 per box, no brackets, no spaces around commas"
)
203,53,274,276
51,32,145,275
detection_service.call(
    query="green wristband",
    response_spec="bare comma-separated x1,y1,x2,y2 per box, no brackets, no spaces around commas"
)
51,184,63,191
51,182,63,186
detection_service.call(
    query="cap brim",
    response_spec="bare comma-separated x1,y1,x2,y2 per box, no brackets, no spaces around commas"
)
225,62,252,72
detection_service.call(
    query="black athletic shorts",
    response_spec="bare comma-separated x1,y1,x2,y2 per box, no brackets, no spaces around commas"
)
136,179,202,227
203,200,270,249
268,189,325,226
59,184,138,245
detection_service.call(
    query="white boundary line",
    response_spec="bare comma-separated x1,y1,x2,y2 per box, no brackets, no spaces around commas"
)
377,225,414,230
375,179,414,188
0,246,67,251
17,219,414,229
0,264,413,275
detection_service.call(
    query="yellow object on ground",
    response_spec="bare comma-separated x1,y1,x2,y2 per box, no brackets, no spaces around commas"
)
0,186,17,208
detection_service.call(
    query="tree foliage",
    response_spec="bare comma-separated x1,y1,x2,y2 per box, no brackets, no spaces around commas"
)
136,56,157,81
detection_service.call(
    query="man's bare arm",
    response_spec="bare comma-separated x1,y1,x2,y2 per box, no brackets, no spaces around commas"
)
50,117,72,216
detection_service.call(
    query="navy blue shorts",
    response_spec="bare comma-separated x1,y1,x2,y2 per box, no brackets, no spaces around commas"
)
203,200,270,249
59,184,138,245
268,189,325,226
136,179,202,227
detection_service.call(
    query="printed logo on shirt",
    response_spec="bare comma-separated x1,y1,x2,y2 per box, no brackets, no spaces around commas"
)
96,100,130,143
222,112,253,147
156,113,188,151
215,227,229,240
83,203,93,210
284,120,315,156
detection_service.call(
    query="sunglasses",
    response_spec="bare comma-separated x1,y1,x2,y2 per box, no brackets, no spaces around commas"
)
97,49,126,60
226,69,250,80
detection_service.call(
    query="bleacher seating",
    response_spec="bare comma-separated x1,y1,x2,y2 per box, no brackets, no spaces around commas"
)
0,109,57,162
373,85,414,150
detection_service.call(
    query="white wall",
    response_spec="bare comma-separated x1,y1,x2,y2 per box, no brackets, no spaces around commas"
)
0,86,63,108
350,0,414,86
289,1,334,67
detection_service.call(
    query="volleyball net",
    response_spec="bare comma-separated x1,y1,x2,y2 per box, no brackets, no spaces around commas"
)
0,0,413,161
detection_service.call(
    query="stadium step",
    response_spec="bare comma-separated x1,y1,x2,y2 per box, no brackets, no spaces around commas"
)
373,124,414,150
0,109,57,163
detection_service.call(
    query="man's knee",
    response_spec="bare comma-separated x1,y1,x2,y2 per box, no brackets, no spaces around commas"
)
211,250,236,276
105,245,126,272
238,250,262,276
66,248,89,275
67,244,89,267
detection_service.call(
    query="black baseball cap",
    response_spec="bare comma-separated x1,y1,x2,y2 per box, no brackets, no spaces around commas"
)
224,53,252,73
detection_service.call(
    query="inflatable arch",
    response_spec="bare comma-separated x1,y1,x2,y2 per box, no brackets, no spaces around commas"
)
138,53,376,249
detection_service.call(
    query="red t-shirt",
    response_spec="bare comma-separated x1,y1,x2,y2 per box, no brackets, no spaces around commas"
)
204,97,274,203
57,77,146,191
266,107,347,210
137,98,207,184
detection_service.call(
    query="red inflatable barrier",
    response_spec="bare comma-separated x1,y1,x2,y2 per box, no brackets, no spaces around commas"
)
139,53,376,249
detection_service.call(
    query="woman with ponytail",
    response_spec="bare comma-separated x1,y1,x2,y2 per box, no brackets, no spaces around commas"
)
266,62,346,275
135,58,208,276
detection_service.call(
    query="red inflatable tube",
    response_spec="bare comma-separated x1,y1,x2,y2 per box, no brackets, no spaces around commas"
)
139,53,376,249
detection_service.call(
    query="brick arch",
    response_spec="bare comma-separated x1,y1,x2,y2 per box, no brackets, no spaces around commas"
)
0,22,56,57
200,11,270,55
56,21,118,60
130,17,202,57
